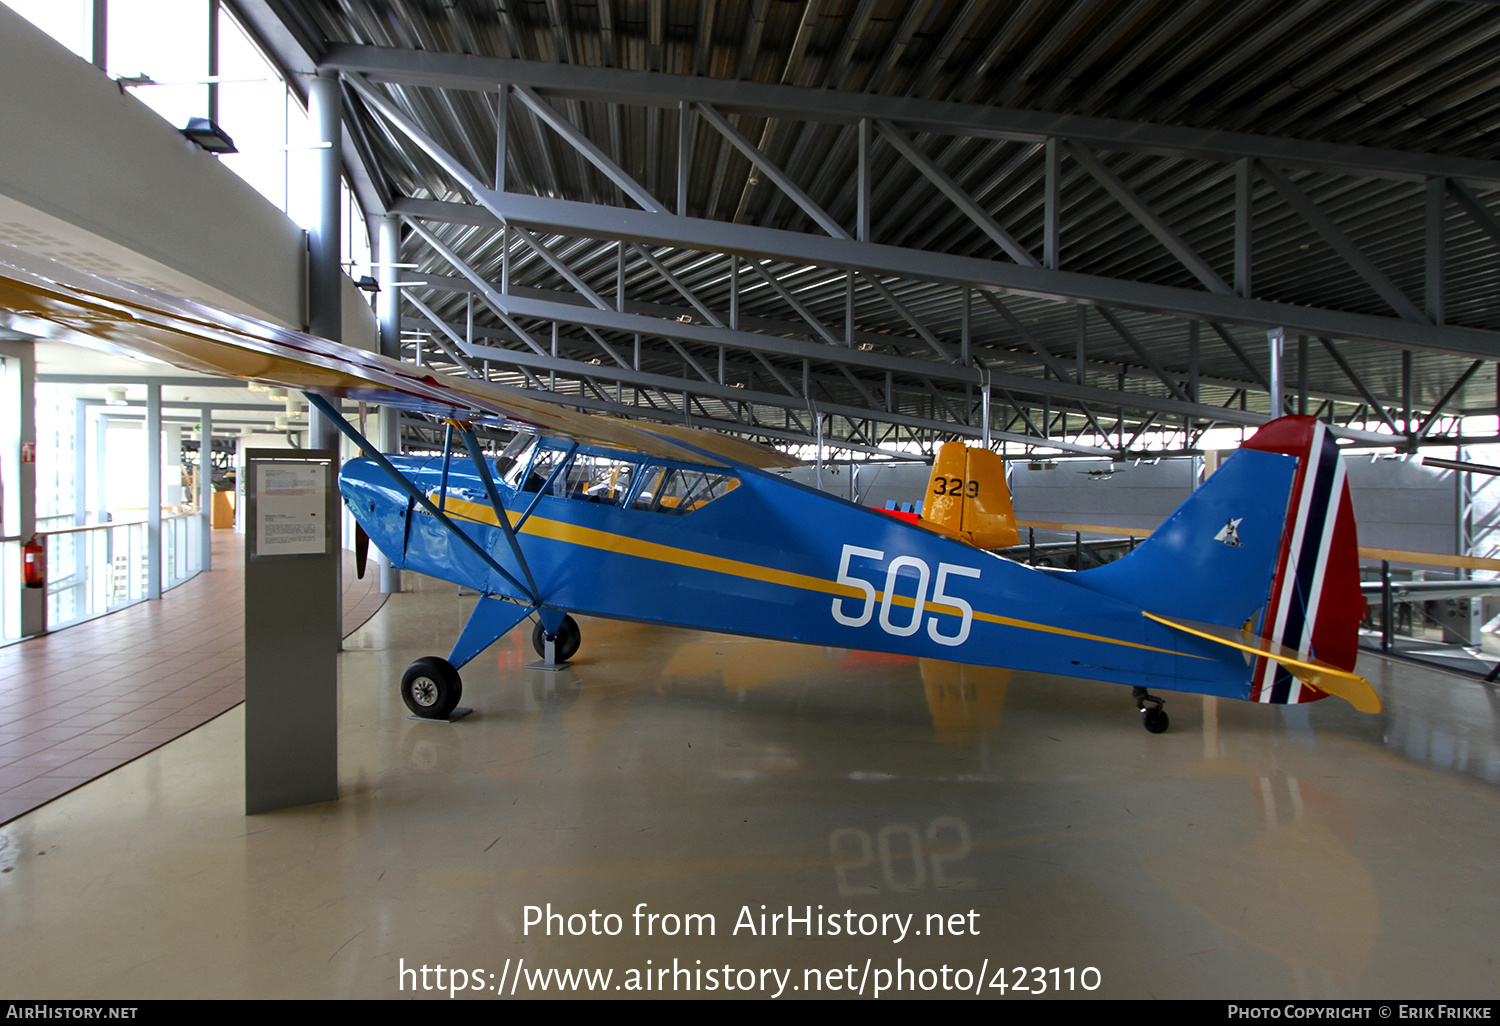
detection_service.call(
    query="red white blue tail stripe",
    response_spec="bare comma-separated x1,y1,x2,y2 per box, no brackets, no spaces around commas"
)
1244,419,1362,705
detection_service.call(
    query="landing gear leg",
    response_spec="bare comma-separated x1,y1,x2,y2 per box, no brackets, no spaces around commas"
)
529,614,580,670
1133,686,1169,733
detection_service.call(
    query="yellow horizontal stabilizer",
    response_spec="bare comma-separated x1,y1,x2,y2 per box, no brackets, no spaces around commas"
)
1144,611,1381,714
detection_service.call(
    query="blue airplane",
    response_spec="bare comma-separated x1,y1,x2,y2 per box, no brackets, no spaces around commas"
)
0,244,1380,732
329,406,1379,732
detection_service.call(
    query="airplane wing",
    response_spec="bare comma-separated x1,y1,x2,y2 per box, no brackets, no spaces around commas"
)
0,243,798,470
1144,611,1382,714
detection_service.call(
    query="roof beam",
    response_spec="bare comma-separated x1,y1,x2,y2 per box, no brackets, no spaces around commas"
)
408,290,1397,440
399,190,1500,358
459,338,1113,455
321,44,1500,186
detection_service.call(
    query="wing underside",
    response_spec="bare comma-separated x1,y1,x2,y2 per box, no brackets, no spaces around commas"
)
0,244,798,470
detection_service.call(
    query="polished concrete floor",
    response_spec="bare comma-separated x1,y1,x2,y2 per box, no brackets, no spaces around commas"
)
0,572,1497,999
0,531,385,824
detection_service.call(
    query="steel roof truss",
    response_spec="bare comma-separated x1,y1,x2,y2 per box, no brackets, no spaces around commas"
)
1066,142,1232,296
1416,360,1484,441
628,242,725,327
695,102,850,240
1318,337,1402,435
320,45,1500,187
874,120,1038,267
512,85,667,214
1259,161,1425,324
509,226,610,309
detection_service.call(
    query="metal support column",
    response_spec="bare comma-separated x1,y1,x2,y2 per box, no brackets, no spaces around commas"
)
374,214,403,593
91,0,107,72
308,68,343,455
199,406,212,572
1380,560,1393,653
74,400,88,527
1298,335,1308,416
1267,327,1285,417
1187,321,1200,403
0,341,41,639
306,68,343,633
146,382,161,601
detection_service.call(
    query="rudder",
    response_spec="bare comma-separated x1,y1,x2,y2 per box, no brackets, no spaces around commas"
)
1240,417,1362,704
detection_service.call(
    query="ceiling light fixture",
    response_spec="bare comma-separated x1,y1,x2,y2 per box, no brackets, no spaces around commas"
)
181,117,238,155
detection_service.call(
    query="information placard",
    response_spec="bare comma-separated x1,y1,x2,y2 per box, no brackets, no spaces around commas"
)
254,462,327,556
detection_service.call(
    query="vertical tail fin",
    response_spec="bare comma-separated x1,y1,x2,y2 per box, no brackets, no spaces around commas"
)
922,442,1020,550
1075,416,1363,706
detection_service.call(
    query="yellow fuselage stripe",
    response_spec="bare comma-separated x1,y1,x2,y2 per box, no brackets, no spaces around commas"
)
437,495,1186,657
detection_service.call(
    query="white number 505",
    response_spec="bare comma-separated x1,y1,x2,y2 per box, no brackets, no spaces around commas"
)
831,544,980,647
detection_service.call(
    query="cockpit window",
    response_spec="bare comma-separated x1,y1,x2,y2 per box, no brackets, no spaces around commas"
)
508,443,737,514
497,434,536,488
630,468,739,514
559,455,637,505
519,445,570,493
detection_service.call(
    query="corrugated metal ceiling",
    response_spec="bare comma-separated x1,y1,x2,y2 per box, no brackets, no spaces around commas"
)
243,0,1500,448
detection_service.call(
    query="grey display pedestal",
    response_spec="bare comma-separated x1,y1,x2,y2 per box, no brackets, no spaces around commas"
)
243,449,340,815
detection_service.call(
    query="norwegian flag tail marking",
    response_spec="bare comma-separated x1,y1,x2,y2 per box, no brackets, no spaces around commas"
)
1241,418,1363,705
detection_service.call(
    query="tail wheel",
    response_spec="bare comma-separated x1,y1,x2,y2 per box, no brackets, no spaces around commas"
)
532,615,581,662
402,656,462,719
1132,686,1169,734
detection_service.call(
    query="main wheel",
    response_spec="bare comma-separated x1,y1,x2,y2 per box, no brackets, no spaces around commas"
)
531,615,581,662
1142,706,1170,733
402,656,462,719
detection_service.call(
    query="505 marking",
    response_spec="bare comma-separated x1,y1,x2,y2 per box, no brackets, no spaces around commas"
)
831,544,982,646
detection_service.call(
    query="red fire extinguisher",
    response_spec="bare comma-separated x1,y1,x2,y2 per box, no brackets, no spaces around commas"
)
22,534,44,589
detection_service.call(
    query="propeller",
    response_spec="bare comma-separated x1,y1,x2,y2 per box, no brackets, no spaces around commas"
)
354,522,370,580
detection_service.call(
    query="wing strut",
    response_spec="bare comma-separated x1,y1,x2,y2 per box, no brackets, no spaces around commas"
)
457,424,539,600
303,393,539,605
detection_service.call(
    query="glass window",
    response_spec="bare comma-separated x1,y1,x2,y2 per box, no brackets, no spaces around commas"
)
519,446,570,494
3,0,92,61
495,434,535,488
559,455,636,505
215,7,290,211
630,467,738,515
108,0,209,129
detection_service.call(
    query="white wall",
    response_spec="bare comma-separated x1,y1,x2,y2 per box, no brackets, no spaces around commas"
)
822,451,1463,557
0,4,306,328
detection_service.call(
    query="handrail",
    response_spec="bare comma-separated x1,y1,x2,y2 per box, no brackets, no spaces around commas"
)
1018,519,1151,539
1357,547,1500,573
1016,519,1499,572
38,510,199,537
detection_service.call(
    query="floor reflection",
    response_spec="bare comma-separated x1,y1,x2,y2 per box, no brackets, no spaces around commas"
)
0,576,1497,998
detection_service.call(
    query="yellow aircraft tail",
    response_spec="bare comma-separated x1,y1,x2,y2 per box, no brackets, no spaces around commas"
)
921,442,1020,550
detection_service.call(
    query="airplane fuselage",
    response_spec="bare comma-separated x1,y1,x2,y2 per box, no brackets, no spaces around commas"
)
339,441,1287,700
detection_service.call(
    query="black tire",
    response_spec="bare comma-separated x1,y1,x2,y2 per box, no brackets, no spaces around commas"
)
402,656,462,719
531,614,581,662
1142,706,1169,734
